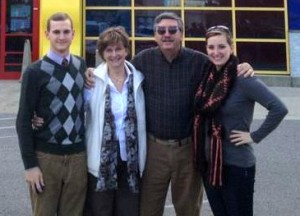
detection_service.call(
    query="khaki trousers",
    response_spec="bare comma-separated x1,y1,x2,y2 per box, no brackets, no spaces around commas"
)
140,137,203,216
30,151,87,216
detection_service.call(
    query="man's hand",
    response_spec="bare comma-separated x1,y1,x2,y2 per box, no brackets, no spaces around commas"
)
32,113,44,129
25,167,45,193
229,130,253,146
85,67,95,89
237,63,254,77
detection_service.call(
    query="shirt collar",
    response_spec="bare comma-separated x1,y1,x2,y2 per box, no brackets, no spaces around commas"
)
47,50,71,65
107,65,132,88
156,46,183,63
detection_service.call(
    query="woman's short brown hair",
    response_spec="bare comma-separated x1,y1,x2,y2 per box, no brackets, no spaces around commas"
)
97,26,130,60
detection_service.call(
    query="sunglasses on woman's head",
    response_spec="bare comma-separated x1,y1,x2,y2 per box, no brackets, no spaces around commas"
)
156,26,180,35
207,25,230,33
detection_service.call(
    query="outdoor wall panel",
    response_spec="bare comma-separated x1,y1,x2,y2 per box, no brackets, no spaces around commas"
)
39,0,82,56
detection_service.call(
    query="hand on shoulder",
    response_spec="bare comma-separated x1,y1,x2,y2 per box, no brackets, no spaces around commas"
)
237,63,254,77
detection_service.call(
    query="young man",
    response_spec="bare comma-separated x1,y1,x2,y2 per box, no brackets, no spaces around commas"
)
16,12,87,216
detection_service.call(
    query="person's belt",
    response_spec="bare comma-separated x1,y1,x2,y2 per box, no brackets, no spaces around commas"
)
147,133,192,146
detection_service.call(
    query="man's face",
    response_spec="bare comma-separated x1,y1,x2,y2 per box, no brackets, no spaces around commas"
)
154,19,183,53
45,19,74,56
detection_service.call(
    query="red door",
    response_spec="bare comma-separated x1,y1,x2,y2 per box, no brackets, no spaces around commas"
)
0,0,39,79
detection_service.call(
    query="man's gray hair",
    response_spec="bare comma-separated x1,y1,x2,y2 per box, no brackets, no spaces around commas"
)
153,12,184,32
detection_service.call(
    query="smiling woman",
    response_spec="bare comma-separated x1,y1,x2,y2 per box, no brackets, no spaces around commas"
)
84,26,147,216
99,27,130,91
193,25,288,216
205,25,233,70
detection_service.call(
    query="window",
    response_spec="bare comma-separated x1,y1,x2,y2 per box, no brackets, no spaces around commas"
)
235,0,283,7
185,11,232,38
236,11,285,39
237,42,287,71
86,10,131,37
83,0,289,75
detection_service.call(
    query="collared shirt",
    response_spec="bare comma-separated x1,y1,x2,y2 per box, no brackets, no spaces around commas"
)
47,50,71,66
84,65,131,161
132,47,209,139
108,67,131,161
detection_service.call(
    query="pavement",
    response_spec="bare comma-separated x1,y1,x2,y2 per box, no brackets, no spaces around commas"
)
0,80,21,114
1,80,300,215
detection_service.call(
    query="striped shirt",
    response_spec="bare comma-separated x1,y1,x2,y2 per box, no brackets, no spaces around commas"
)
132,47,209,139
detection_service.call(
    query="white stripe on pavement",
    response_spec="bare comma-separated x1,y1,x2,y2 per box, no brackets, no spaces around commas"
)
0,117,16,121
0,135,17,139
0,126,15,129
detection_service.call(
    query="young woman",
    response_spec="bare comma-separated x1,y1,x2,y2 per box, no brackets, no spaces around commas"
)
193,26,288,216
84,26,146,216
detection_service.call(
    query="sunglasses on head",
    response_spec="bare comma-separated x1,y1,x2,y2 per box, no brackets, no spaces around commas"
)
207,25,230,33
156,26,180,35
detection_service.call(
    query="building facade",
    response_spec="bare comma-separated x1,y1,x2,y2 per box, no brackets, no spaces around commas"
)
0,0,299,80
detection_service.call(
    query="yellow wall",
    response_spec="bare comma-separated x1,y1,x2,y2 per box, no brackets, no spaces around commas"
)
39,0,82,56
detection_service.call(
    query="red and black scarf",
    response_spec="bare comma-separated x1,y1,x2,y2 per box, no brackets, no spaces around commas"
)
193,55,238,186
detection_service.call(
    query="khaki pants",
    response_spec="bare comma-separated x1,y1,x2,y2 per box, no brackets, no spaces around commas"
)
30,151,87,216
140,137,203,216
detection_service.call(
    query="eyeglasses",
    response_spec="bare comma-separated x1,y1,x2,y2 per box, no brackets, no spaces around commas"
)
156,26,180,35
207,25,230,34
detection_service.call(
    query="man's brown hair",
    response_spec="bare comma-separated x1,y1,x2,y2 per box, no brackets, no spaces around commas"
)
46,12,73,31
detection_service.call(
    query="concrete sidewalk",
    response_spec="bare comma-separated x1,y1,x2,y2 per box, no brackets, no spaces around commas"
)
0,80,21,114
1,80,300,119
1,80,300,215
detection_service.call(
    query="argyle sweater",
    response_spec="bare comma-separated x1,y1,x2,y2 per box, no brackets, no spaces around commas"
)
16,55,86,169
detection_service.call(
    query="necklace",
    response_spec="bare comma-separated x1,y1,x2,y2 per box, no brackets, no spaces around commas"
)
110,75,126,92
110,76,125,84
108,68,126,87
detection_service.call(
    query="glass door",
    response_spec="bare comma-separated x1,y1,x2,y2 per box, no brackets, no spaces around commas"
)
0,0,39,79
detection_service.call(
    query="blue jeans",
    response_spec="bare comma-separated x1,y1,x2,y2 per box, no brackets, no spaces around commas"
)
204,165,255,216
